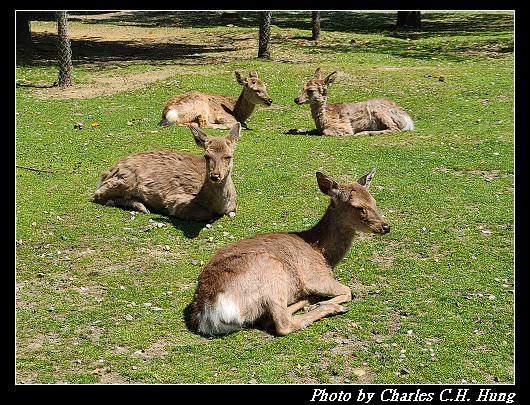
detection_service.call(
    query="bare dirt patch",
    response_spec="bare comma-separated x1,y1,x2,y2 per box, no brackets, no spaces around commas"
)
31,67,178,99
435,165,513,180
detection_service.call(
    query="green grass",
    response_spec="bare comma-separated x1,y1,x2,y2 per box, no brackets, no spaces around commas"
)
16,11,514,384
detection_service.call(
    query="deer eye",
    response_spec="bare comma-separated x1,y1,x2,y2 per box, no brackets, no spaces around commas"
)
354,206,367,214
225,156,232,161
307,90,314,96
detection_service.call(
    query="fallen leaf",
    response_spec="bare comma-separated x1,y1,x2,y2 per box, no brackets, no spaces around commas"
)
353,369,366,376
91,367,105,374
91,120,100,127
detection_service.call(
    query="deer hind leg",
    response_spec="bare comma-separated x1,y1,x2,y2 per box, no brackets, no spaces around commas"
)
90,172,149,214
368,109,402,135
90,175,125,205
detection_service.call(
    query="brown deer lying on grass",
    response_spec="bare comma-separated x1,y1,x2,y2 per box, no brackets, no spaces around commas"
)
190,169,390,336
294,68,414,136
90,123,240,222
159,70,272,129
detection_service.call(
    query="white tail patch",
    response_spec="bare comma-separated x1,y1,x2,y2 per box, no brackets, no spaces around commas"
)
401,115,414,132
197,293,243,336
164,108,180,125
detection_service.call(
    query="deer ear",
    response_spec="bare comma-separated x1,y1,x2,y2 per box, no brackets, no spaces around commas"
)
356,168,376,189
316,172,341,198
188,124,208,149
235,70,247,86
324,71,338,87
226,122,241,147
313,68,322,80
249,69,258,78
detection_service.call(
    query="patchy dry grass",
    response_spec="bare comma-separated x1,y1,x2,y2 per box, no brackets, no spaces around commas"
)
16,11,513,384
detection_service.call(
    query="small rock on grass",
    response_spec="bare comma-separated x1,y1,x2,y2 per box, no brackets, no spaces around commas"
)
353,369,366,377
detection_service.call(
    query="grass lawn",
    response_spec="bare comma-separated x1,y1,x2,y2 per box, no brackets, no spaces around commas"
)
15,11,514,384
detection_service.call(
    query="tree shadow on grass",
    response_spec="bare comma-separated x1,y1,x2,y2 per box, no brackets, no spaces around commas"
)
20,31,236,67
19,11,513,67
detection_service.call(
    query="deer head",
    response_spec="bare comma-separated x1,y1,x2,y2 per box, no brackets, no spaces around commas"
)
189,123,241,183
316,169,390,235
294,68,338,105
235,70,273,106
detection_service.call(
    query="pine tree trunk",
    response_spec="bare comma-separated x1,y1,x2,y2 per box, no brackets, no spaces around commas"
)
258,11,272,59
56,11,73,88
396,11,421,27
16,11,34,63
311,11,321,41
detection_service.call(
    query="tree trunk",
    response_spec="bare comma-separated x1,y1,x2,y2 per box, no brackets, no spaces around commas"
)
396,11,421,27
258,11,272,59
311,11,321,41
56,11,73,87
16,11,34,63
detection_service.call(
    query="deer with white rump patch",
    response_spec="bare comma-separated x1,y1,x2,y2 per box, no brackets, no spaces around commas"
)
295,68,414,136
190,169,390,336
90,123,240,222
159,70,272,129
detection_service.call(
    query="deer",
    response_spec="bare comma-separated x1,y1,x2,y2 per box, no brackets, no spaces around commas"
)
89,123,240,222
159,70,272,130
294,68,414,136
189,169,390,336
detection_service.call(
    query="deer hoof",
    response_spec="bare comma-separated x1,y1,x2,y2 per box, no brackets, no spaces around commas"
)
300,319,313,330
336,306,349,314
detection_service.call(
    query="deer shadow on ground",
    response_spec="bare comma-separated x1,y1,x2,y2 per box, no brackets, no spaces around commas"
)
151,214,219,239
284,128,322,136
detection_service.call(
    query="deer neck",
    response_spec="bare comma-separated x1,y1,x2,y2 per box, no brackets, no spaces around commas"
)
295,202,356,269
233,89,256,123
310,99,328,133
199,172,234,215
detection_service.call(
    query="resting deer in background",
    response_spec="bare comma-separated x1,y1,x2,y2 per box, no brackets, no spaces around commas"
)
190,169,390,336
294,68,414,136
90,123,240,222
159,70,272,129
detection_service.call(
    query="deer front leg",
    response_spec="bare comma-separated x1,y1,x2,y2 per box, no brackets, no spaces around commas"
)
271,279,352,336
273,303,349,336
302,276,352,313
104,197,150,214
